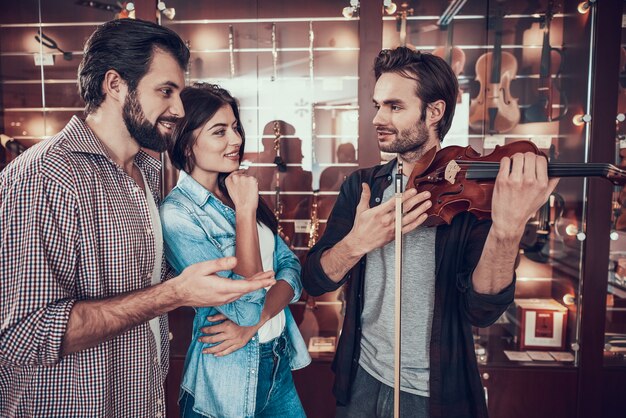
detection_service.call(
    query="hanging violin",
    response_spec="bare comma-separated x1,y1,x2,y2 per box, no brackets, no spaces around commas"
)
469,8,520,134
523,1,568,123
406,141,626,227
432,21,466,103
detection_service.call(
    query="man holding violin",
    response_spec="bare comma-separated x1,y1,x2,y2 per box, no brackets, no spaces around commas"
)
302,46,558,418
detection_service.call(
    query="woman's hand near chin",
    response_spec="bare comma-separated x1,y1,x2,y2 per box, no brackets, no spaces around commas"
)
227,169,264,277
225,169,259,213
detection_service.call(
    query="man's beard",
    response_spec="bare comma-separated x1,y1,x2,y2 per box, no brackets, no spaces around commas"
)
122,89,175,153
378,117,430,157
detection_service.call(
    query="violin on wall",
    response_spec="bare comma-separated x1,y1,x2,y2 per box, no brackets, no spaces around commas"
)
523,1,568,123
432,21,466,103
469,8,520,134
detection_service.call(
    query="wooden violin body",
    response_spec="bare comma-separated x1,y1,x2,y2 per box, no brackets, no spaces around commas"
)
469,50,520,134
433,46,466,77
406,141,626,227
523,2,567,123
432,23,466,103
469,10,521,134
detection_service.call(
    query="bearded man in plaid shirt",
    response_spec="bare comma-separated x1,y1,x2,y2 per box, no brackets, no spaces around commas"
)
0,19,275,417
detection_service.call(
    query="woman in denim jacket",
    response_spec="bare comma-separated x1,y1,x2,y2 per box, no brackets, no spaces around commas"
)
160,84,311,418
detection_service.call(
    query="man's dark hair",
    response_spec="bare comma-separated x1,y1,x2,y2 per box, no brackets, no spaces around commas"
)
170,83,278,234
374,47,458,141
78,19,190,114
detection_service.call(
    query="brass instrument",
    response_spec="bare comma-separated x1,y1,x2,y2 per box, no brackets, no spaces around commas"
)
272,121,285,234
273,121,286,172
274,182,283,235
308,190,320,248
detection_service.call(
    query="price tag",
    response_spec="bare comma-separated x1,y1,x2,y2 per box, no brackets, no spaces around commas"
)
33,53,55,66
483,135,505,149
294,220,311,234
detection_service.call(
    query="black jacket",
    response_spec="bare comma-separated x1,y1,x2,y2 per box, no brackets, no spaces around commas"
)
302,159,515,418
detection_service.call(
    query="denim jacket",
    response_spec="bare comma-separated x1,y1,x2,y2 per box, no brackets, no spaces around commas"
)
160,171,311,418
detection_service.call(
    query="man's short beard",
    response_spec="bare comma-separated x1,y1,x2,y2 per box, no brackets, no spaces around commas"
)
379,118,431,156
122,89,171,153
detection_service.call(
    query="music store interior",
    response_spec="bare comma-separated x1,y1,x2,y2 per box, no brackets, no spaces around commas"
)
1,0,625,417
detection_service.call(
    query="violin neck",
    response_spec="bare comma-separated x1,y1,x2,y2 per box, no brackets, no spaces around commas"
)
490,13,504,83
465,162,626,185
539,30,551,79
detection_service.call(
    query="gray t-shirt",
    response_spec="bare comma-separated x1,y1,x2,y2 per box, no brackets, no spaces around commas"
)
359,172,437,396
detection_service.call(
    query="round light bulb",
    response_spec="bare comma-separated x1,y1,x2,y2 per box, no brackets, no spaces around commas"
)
565,224,579,236
577,1,590,14
562,294,576,306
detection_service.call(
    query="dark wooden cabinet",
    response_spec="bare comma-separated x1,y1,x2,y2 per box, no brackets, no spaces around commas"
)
479,367,577,418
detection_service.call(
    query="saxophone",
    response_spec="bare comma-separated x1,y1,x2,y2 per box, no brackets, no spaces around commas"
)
273,121,285,234
308,190,320,248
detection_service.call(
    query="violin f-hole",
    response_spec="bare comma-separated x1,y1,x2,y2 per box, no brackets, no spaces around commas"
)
435,183,464,204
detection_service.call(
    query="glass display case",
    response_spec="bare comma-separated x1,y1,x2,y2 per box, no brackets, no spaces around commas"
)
380,0,589,374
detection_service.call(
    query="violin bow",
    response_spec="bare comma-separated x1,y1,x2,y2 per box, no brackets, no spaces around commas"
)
394,158,403,418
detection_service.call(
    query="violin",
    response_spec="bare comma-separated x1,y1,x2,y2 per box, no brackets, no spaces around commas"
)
469,9,520,134
523,1,568,123
406,141,626,227
432,22,466,103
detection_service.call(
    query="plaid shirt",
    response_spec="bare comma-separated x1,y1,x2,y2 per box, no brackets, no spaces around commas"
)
0,116,169,417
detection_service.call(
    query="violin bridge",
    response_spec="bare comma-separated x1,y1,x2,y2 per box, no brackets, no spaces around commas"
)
444,160,461,184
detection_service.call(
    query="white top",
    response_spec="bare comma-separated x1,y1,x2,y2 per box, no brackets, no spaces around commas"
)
256,223,286,343
142,170,163,364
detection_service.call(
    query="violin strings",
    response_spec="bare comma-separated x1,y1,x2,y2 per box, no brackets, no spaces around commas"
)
425,161,625,181
455,161,617,178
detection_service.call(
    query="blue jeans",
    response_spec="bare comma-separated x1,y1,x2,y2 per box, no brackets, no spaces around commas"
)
335,365,429,418
180,333,306,418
